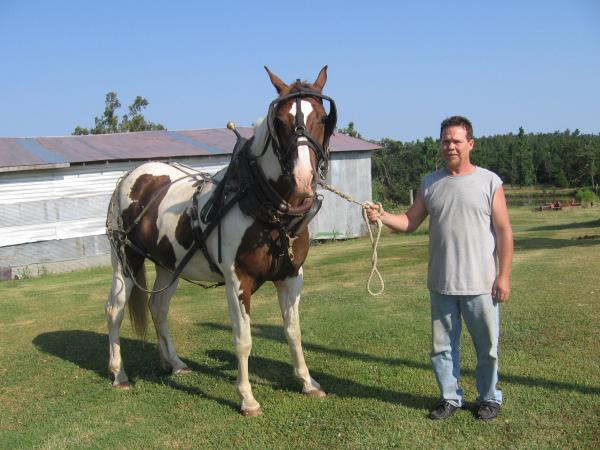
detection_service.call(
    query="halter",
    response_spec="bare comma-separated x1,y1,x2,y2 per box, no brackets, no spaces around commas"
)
264,82,337,179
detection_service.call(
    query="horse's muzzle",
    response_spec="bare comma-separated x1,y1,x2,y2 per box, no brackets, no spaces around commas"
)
284,195,315,216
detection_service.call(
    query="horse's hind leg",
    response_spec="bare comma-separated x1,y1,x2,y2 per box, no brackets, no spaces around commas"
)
275,269,325,398
149,266,188,374
105,250,136,388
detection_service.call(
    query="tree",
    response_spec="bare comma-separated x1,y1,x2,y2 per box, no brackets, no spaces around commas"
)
516,127,534,187
338,122,362,139
73,92,165,135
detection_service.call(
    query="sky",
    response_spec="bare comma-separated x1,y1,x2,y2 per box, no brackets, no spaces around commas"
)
0,0,599,142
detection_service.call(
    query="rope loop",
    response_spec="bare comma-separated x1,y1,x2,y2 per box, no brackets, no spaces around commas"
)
318,180,385,296
362,202,385,296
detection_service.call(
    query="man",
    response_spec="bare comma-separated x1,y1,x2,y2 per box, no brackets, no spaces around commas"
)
366,116,513,420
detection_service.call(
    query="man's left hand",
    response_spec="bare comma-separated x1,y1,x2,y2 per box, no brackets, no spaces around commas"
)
492,276,511,302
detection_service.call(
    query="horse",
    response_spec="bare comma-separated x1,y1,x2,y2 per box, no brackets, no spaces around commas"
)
105,66,337,416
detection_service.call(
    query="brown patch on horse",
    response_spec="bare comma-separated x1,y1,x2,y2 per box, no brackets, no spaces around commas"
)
175,212,194,249
122,174,176,268
236,272,257,315
234,223,310,314
157,236,177,270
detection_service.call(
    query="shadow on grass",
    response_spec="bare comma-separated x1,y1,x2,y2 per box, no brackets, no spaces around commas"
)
34,323,598,416
206,348,436,410
32,328,435,412
527,218,600,232
202,323,600,398
515,236,600,251
32,330,238,412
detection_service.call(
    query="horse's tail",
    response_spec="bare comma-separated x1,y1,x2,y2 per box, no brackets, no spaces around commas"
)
128,265,149,339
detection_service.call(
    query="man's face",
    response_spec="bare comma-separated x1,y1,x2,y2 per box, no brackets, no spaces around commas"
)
440,125,474,170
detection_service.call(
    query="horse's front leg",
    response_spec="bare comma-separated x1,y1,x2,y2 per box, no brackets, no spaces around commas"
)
225,276,262,416
275,269,325,398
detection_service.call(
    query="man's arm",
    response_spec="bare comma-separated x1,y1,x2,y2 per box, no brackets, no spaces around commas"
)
366,190,428,233
491,185,514,302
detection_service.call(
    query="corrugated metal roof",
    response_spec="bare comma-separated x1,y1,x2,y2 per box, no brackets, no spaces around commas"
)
0,128,380,171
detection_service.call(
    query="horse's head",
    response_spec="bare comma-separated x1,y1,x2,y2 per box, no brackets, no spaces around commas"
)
255,66,336,214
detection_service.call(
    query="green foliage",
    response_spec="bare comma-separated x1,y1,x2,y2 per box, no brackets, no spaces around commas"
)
72,92,165,135
516,127,535,186
372,137,442,205
372,128,600,206
338,121,362,139
575,188,598,204
554,169,570,188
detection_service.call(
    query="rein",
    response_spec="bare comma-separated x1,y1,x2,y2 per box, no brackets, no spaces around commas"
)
317,180,385,297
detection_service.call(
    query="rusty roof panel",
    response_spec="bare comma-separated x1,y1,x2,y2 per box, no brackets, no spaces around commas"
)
328,132,380,152
37,131,213,162
1,139,47,166
0,128,380,170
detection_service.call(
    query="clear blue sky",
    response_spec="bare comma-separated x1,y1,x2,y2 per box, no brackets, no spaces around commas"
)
1,0,598,142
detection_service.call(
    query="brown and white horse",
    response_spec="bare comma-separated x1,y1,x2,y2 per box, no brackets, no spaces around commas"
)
105,66,336,416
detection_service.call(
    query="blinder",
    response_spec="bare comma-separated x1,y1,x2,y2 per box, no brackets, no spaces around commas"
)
265,84,337,178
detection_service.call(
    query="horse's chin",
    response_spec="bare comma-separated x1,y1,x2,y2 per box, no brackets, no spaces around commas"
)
285,195,314,216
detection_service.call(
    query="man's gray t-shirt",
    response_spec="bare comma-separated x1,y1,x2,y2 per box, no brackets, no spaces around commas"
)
420,167,503,295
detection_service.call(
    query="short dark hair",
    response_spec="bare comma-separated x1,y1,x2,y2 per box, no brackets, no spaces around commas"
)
440,116,474,140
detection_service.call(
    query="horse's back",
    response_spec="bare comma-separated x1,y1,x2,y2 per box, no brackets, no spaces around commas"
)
111,161,216,275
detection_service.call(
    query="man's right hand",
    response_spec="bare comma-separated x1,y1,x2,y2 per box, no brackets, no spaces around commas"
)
365,203,384,223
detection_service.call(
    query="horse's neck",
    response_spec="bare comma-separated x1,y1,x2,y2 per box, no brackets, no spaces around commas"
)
250,119,281,182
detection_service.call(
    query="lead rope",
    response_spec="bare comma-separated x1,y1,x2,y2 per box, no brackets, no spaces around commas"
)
318,180,385,296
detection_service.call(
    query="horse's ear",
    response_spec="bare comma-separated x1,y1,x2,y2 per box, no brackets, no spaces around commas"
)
264,66,288,94
313,65,328,91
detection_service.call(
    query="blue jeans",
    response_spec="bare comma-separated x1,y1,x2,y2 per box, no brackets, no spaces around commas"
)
429,291,502,407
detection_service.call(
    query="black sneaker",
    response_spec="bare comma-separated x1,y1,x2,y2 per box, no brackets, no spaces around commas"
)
428,400,459,420
477,401,501,420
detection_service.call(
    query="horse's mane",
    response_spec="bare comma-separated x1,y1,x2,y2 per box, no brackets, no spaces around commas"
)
281,80,316,96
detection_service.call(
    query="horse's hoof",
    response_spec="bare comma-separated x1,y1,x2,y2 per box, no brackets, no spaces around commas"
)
173,366,191,375
114,382,131,390
305,388,326,398
241,406,263,417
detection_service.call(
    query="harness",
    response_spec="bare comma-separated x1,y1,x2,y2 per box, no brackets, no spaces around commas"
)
106,162,223,292
107,85,336,292
264,82,336,179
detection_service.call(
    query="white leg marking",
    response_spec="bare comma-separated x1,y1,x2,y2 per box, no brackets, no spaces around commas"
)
106,250,133,387
275,268,324,397
225,270,261,415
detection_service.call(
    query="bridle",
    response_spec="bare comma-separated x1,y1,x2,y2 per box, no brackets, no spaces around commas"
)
263,82,337,179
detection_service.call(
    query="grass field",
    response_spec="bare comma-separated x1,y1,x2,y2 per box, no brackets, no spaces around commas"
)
1,206,599,449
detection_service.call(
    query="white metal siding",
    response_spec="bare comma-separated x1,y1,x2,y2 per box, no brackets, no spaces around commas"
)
310,151,372,239
0,156,229,248
0,152,372,276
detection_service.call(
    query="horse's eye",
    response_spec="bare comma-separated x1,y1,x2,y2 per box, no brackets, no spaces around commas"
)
320,116,328,124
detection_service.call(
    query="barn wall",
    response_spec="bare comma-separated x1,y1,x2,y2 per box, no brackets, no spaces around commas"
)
0,156,229,278
0,151,373,279
312,151,372,239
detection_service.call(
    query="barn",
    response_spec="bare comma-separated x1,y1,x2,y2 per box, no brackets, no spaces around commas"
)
0,128,379,279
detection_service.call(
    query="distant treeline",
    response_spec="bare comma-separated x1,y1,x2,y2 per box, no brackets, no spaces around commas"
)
370,128,600,205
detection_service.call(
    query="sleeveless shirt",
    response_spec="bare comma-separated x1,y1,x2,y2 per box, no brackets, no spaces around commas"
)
420,167,503,295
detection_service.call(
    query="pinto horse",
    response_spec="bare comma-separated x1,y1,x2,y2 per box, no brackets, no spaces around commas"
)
105,66,336,416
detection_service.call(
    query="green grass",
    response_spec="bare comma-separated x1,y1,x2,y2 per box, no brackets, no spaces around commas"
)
1,206,599,449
